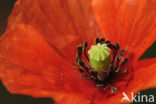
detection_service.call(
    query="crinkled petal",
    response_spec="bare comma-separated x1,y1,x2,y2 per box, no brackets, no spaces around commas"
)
7,0,101,63
92,0,156,62
0,24,96,102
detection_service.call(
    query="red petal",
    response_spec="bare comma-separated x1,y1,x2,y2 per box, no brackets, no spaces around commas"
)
0,24,96,100
92,0,156,61
127,58,156,93
7,0,101,63
93,58,156,104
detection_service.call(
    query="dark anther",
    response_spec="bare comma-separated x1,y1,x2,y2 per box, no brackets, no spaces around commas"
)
78,60,85,67
83,41,89,61
100,38,105,44
107,43,114,49
121,58,128,67
112,52,117,64
77,45,83,51
75,58,81,65
115,42,120,50
113,45,117,50
75,58,80,64
83,41,87,48
106,40,110,44
84,66,89,72
116,55,121,66
78,68,85,73
119,49,126,56
76,60,89,72
77,46,83,58
89,71,97,77
77,51,82,59
111,87,117,93
95,37,100,44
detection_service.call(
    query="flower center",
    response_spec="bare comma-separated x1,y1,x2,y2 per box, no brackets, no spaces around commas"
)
73,37,128,93
88,43,111,81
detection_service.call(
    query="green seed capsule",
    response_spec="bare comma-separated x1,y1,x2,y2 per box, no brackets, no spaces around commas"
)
88,43,111,80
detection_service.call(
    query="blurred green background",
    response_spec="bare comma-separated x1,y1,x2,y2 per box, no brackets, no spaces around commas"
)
0,0,155,104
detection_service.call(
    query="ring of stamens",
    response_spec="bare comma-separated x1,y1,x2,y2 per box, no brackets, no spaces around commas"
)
73,37,128,93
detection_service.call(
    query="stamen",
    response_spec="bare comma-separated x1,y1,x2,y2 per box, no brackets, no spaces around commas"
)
83,41,89,61
73,37,129,94
78,68,85,73
100,38,105,44
115,42,120,50
121,58,128,67
107,43,114,49
114,55,121,72
112,52,117,64
111,87,117,93
75,59,89,72
116,55,121,66
106,40,110,44
95,37,100,44
77,45,83,58
89,71,97,78
119,49,126,56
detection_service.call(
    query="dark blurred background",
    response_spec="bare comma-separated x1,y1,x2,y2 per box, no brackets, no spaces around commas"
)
0,0,17,35
0,0,156,104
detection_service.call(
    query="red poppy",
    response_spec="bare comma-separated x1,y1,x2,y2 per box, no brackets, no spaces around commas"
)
0,0,156,104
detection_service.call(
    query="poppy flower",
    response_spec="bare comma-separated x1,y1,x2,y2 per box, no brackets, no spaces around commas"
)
0,0,156,104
